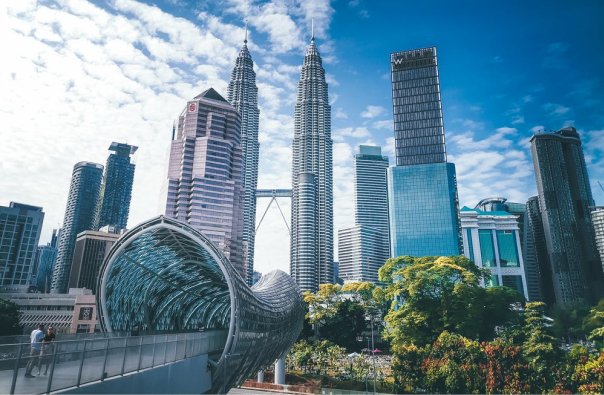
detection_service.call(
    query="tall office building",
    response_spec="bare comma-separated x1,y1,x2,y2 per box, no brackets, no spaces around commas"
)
68,227,121,295
338,146,389,283
34,228,60,292
460,207,528,297
290,33,333,293
97,142,137,230
592,208,604,273
388,47,461,258
52,162,104,293
227,31,260,286
0,202,44,290
165,88,246,278
530,126,604,305
524,196,552,303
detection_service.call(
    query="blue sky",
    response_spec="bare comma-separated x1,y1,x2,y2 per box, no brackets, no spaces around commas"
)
1,0,603,275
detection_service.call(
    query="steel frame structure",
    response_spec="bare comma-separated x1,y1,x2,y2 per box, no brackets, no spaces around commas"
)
96,216,303,393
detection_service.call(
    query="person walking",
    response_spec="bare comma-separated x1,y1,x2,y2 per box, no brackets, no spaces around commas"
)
24,324,44,378
38,326,56,375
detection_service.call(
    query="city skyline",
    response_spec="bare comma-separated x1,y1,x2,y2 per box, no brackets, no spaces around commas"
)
2,0,603,276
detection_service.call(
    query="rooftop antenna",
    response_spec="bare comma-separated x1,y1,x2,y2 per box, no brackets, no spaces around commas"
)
244,19,248,44
311,18,314,43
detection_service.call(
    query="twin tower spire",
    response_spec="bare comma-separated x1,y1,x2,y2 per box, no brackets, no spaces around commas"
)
231,19,331,292
167,21,331,292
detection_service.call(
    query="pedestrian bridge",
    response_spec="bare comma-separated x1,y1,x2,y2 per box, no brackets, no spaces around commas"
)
1,216,304,394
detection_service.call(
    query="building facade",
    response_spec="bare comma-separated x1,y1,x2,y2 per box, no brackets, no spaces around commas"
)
4,288,97,334
388,47,461,259
338,145,389,283
592,208,604,273
530,127,604,305
34,228,60,293
52,162,104,293
290,35,333,292
97,142,137,230
164,88,246,279
68,228,121,295
460,207,528,297
227,34,260,286
0,202,45,290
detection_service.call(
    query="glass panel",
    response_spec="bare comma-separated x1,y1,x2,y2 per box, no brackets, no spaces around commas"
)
486,275,500,287
502,275,524,296
497,230,520,267
104,339,126,378
466,228,474,263
478,230,496,267
79,341,105,385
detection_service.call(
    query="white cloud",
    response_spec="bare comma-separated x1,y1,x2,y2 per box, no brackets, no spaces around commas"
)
373,120,393,130
361,105,385,118
333,127,372,141
334,108,348,119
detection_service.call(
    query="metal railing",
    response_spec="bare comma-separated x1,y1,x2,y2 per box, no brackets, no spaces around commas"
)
0,330,227,394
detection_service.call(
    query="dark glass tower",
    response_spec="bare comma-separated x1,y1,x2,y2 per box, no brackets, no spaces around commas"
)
227,30,260,286
530,127,604,305
524,196,553,303
0,202,45,288
97,142,137,230
387,47,461,258
52,162,104,293
391,47,446,166
291,33,333,293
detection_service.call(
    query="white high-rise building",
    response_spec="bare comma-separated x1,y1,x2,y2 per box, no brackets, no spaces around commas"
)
227,31,260,286
338,146,389,283
290,32,333,293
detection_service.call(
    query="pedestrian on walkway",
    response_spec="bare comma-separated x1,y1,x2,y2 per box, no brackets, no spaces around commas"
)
24,324,44,378
38,326,56,375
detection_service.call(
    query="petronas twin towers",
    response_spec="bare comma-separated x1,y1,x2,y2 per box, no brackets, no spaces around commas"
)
166,27,332,292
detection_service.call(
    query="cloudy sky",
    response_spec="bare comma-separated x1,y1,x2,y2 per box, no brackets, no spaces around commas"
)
1,0,603,276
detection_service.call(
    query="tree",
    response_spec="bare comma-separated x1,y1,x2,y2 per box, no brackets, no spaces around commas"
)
0,298,22,336
521,302,562,392
382,255,524,348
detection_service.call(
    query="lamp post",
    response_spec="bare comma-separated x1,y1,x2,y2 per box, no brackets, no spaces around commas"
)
371,314,377,394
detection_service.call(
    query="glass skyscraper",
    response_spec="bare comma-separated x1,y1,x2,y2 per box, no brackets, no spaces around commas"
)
290,34,333,293
524,196,552,303
387,47,461,259
52,162,104,293
391,47,446,166
227,32,260,286
165,88,246,279
592,208,604,274
0,202,45,289
97,142,137,230
338,146,389,283
530,126,604,305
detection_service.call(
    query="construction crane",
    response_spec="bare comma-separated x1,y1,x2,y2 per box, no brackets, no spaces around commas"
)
599,181,604,194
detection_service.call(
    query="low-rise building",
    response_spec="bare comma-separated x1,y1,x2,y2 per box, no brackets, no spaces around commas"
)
460,207,528,298
1,288,98,334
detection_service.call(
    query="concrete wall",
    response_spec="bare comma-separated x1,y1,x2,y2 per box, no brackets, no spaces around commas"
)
57,354,212,394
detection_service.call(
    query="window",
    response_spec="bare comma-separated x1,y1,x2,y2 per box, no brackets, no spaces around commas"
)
478,230,496,267
497,230,519,267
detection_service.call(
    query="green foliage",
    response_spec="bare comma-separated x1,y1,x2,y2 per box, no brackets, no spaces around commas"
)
320,300,367,349
382,255,524,348
0,298,22,336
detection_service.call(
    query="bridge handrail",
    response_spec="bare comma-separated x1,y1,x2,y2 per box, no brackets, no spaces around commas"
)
0,330,227,395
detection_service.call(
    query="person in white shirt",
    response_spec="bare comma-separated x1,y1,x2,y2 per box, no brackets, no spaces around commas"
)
24,324,44,378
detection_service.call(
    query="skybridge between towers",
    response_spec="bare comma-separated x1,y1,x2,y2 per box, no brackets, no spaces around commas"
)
0,216,304,395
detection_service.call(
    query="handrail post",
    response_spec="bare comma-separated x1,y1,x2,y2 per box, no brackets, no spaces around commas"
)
9,343,23,395
76,340,87,387
101,339,109,381
162,336,168,365
151,335,157,367
136,337,143,371
120,339,127,376
46,341,59,394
